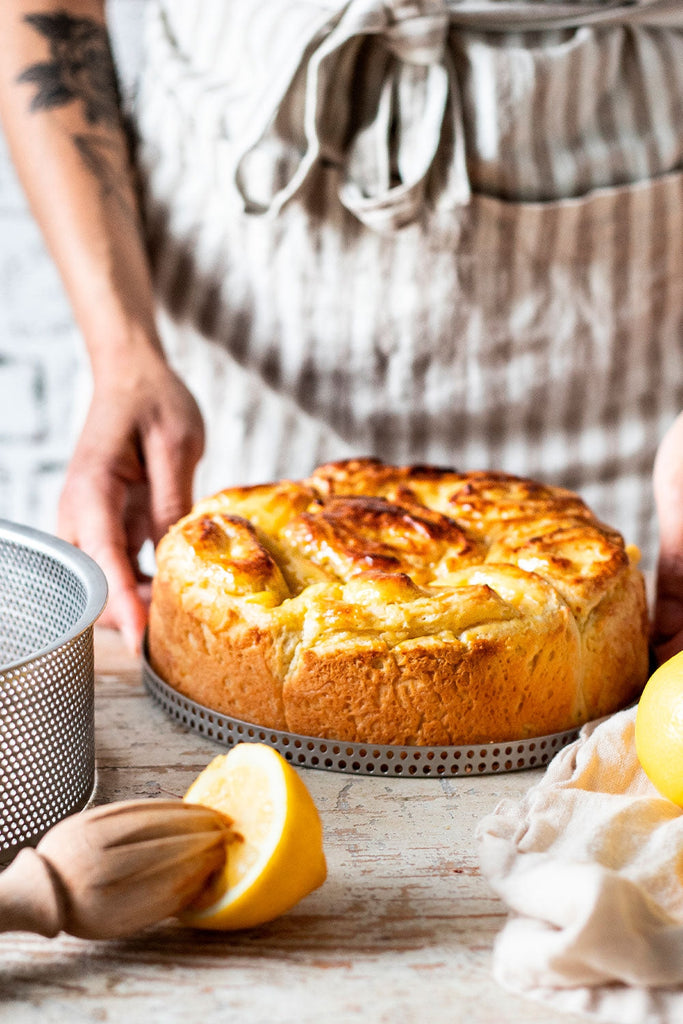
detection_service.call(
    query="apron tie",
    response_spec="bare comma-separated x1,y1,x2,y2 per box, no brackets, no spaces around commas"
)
234,0,466,232
232,0,683,231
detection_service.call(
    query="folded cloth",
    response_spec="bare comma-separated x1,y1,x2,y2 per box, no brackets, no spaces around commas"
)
477,706,683,1024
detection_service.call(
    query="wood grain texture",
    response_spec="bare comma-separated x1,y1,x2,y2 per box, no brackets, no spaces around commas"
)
0,627,588,1024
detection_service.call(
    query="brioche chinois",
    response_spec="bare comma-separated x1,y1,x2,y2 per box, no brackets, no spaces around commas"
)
148,458,649,745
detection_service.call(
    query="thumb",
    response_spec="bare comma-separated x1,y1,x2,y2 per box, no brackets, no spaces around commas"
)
653,413,683,663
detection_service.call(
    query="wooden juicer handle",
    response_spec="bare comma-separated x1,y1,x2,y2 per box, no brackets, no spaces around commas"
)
0,800,233,939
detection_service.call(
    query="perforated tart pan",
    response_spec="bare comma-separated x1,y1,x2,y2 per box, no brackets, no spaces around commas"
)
142,642,580,777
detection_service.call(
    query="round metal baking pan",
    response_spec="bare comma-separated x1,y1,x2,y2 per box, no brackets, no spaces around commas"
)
0,519,108,862
142,646,580,777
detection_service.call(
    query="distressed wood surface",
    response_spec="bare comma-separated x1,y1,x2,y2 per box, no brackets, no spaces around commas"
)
0,628,588,1024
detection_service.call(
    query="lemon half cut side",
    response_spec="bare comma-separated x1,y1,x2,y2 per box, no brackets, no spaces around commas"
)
180,742,327,930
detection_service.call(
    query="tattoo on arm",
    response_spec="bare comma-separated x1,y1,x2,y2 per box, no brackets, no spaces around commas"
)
17,11,138,221
18,12,120,124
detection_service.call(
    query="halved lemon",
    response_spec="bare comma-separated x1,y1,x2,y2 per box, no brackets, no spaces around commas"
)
180,743,327,929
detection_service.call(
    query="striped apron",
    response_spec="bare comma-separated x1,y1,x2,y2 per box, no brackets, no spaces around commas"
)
133,0,683,570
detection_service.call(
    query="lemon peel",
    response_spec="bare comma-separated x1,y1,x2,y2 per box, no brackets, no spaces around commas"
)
635,651,683,806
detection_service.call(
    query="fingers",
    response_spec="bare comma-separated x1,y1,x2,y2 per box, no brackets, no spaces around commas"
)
146,433,200,544
653,412,683,663
653,550,683,664
59,470,149,655
60,444,200,653
57,365,204,653
145,394,205,545
94,544,149,655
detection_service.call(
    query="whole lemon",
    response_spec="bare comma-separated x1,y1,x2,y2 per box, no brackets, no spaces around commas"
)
635,650,683,805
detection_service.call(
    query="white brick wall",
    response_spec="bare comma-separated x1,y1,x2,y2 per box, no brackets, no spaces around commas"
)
0,0,146,534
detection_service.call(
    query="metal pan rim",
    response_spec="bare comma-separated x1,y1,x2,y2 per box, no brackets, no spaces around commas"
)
0,518,108,673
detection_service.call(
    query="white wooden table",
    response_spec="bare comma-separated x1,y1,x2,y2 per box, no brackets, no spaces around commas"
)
0,628,589,1024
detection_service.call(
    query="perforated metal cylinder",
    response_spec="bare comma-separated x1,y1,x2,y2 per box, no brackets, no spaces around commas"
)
0,521,107,863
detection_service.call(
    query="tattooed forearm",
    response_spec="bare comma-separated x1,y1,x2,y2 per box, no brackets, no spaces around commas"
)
18,12,120,125
73,132,137,217
16,10,138,220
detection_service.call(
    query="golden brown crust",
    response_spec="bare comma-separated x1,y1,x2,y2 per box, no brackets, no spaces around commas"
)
148,458,649,745
148,575,290,729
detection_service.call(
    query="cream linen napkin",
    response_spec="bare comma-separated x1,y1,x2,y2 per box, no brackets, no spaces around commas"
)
477,706,683,1024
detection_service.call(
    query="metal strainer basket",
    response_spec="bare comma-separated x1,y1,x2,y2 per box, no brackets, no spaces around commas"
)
0,520,107,863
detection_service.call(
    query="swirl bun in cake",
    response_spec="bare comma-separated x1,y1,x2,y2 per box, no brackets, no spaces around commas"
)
148,459,649,746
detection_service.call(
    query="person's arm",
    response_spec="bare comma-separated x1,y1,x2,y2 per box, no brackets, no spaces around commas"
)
653,410,683,663
0,0,204,652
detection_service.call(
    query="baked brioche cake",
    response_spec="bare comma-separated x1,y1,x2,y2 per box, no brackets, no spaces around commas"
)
148,458,649,746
